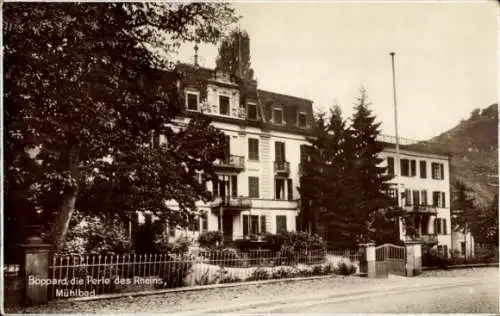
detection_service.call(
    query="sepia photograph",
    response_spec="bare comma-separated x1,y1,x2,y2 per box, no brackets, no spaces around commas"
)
2,1,499,314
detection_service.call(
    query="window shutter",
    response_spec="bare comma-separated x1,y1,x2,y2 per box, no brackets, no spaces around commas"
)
202,214,208,231
260,216,266,233
287,179,293,201
443,219,447,235
440,164,444,180
441,192,446,208
243,215,249,236
435,218,441,234
432,191,438,207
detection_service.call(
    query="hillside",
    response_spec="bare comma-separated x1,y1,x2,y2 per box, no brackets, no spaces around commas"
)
414,103,498,207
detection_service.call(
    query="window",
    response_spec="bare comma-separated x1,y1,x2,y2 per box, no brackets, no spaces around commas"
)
461,242,466,256
251,215,259,235
443,245,448,257
243,215,265,236
287,179,293,201
248,138,259,160
404,189,412,206
433,191,446,208
219,95,230,115
275,141,286,162
273,108,283,124
212,178,219,196
387,157,395,176
276,215,287,233
432,163,444,180
443,219,447,234
300,145,311,163
298,113,307,127
412,190,420,207
421,190,428,206
388,187,398,202
249,177,260,198
401,159,410,176
420,161,427,179
168,222,176,237
410,160,416,177
186,92,199,111
260,215,267,233
435,218,442,234
231,175,238,197
275,178,285,200
247,103,257,120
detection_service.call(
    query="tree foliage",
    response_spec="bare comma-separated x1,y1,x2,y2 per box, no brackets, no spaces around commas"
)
215,29,254,82
4,2,238,251
299,89,400,247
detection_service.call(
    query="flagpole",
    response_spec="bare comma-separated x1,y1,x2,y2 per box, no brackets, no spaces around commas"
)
390,52,403,240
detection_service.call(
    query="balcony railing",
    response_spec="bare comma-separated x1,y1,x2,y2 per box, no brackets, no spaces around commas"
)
404,204,438,214
420,234,438,244
274,161,290,174
208,196,252,209
214,155,245,170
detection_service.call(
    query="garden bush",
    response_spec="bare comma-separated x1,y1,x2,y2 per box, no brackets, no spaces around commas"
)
59,211,133,255
198,231,223,249
334,262,357,275
246,267,270,281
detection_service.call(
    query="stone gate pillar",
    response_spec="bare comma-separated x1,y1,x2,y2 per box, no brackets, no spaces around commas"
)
405,241,422,277
359,242,376,278
19,235,53,306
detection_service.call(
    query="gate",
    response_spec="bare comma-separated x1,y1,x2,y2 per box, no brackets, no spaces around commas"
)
375,243,406,277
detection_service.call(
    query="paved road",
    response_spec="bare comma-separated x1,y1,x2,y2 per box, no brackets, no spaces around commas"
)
234,275,499,314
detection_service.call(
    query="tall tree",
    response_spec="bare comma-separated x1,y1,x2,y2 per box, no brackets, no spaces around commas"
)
349,88,396,244
4,3,238,250
215,29,254,82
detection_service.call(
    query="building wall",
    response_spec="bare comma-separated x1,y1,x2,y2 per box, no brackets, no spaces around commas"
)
451,229,475,258
379,148,452,253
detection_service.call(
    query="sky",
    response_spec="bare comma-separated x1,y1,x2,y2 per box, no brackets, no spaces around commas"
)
174,1,498,141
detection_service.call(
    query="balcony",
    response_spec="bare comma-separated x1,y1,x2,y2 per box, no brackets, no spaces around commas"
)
420,234,438,244
274,161,290,175
403,204,438,215
209,196,252,210
214,155,245,171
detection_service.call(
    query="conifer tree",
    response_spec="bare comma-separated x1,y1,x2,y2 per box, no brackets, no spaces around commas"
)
349,88,396,243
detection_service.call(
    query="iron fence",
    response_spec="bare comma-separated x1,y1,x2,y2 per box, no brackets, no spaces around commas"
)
47,248,360,300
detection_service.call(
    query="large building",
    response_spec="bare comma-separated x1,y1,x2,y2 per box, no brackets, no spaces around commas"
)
379,136,453,256
139,62,453,255
142,63,314,242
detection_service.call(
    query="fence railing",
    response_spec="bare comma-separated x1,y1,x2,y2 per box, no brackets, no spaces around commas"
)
47,248,360,300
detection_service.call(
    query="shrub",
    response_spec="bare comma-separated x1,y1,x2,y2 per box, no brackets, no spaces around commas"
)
312,265,324,276
422,248,452,268
323,263,334,275
334,262,357,275
206,248,242,267
271,267,291,279
59,212,133,255
198,231,223,249
246,268,270,281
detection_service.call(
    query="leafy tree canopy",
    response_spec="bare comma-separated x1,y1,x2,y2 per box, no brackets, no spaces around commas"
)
4,2,238,250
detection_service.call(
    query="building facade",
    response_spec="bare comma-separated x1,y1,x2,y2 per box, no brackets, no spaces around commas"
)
144,63,314,243
137,63,453,255
379,141,453,256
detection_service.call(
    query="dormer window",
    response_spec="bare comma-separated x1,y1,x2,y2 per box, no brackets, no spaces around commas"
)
186,91,199,111
298,112,307,127
247,102,258,120
273,108,283,124
219,95,230,115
